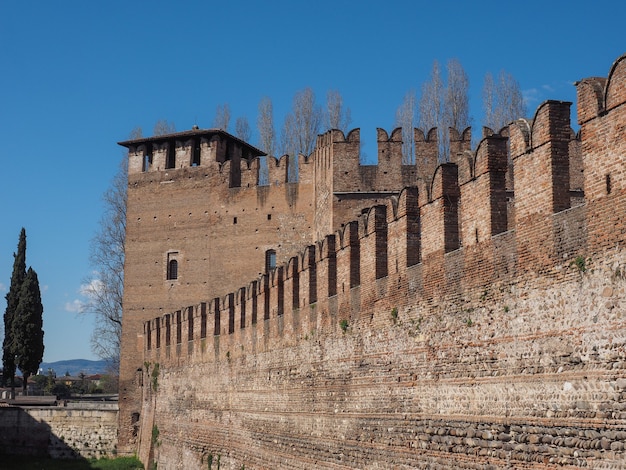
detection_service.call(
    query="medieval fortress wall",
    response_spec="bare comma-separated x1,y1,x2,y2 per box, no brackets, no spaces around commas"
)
122,55,626,468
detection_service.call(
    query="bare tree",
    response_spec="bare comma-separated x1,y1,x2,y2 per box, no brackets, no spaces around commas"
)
280,113,300,182
80,128,134,370
325,90,351,133
213,103,231,131
445,58,471,133
419,59,470,161
282,87,322,157
257,97,276,156
278,88,322,182
419,60,445,158
128,127,143,140
153,120,175,136
235,116,251,142
483,70,526,132
280,113,297,158
256,97,276,186
395,89,416,164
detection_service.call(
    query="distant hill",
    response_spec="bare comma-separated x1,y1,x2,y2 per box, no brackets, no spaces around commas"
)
39,359,111,376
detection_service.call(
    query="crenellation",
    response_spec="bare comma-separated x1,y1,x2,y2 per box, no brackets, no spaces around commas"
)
266,154,290,186
297,153,314,185
513,101,572,247
239,157,258,188
576,77,607,125
414,127,439,182
606,54,626,111
508,118,531,161
460,134,508,248
421,163,460,256
449,126,472,163
376,127,404,189
455,149,474,184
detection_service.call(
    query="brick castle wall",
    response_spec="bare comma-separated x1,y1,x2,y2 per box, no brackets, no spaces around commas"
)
124,55,626,468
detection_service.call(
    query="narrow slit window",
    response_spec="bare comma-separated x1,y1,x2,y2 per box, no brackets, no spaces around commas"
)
192,139,201,166
167,252,179,280
143,150,153,172
265,249,276,273
166,142,176,169
168,260,178,280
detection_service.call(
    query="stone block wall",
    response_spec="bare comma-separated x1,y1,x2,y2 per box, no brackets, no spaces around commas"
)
0,404,118,459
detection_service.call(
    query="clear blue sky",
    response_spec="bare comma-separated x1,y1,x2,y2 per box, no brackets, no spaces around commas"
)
1,1,624,362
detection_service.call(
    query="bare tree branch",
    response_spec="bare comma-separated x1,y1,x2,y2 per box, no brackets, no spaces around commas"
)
287,87,322,157
419,59,471,162
419,60,446,160
235,116,251,142
395,90,416,164
445,58,471,132
325,90,351,133
153,120,175,136
483,70,526,132
256,97,276,186
80,141,129,370
257,97,276,157
213,103,231,131
280,112,297,157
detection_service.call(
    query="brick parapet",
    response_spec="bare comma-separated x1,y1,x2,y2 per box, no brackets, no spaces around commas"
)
142,101,594,360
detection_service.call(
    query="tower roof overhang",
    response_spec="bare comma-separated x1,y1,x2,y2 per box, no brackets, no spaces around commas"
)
118,128,266,157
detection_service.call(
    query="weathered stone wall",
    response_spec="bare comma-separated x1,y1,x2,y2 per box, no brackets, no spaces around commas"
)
145,252,626,469
0,403,118,459
135,54,626,469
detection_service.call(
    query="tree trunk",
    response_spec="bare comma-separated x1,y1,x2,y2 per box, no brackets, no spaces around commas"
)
22,372,29,396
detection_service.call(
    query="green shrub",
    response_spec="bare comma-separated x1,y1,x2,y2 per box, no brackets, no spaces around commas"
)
391,307,398,322
151,424,160,445
151,363,160,392
572,255,589,272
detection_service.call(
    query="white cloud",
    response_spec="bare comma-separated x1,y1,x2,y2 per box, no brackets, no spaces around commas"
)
523,88,541,108
65,299,86,313
64,277,102,314
0,282,6,293
80,278,104,300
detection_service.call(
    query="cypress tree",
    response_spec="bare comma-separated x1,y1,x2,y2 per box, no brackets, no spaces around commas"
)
3,228,26,391
13,267,45,394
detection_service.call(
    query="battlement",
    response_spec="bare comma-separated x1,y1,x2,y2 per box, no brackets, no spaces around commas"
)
142,78,621,361
312,125,471,195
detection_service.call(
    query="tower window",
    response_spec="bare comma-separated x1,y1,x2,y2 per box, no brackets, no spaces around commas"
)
143,148,153,172
191,139,201,166
166,142,176,169
167,252,179,280
265,249,276,273
167,260,178,280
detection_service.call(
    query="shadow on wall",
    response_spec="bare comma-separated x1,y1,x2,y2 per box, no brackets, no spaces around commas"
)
0,407,87,460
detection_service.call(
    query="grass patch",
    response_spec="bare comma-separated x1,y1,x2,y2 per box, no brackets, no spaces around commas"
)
0,454,143,470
